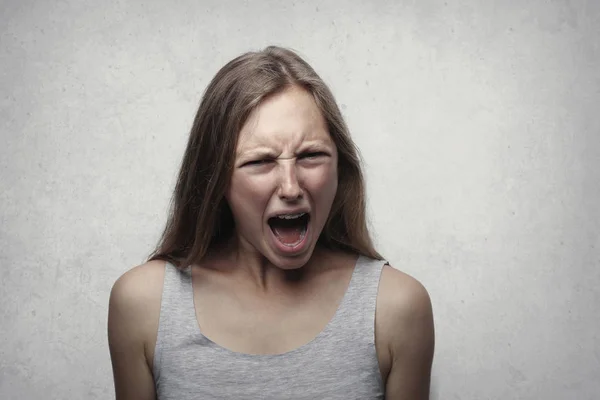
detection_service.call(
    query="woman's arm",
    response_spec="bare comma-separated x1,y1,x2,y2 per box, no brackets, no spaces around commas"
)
380,265,435,399
107,261,165,400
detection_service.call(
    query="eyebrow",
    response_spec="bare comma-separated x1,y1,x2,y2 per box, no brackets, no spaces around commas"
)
236,148,277,160
236,140,333,157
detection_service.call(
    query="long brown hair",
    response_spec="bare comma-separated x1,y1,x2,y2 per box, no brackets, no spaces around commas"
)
148,46,382,268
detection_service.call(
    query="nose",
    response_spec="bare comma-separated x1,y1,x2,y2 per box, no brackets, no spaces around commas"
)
277,160,303,200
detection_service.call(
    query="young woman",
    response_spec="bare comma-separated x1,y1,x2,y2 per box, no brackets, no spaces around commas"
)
108,46,434,399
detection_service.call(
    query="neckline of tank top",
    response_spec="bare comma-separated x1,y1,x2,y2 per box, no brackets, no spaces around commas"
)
181,254,371,360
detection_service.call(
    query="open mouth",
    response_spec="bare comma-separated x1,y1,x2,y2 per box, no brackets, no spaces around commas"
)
267,212,310,247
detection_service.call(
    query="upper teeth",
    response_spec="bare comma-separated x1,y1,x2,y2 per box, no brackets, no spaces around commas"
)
277,213,306,220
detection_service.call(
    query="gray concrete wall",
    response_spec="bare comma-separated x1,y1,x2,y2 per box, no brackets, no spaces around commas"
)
1,0,598,398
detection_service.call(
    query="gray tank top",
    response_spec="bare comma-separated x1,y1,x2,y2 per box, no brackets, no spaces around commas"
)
152,255,387,399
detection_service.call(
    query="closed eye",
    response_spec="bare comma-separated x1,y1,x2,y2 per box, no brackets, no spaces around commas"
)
243,159,273,167
300,152,328,159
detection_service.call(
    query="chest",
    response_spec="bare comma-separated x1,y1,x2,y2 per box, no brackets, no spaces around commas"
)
191,270,349,355
184,261,393,386
156,345,386,400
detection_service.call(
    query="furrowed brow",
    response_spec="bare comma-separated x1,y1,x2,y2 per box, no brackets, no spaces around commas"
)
298,140,334,151
236,148,277,163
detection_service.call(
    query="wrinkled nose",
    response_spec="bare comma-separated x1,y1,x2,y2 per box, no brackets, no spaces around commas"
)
277,162,303,200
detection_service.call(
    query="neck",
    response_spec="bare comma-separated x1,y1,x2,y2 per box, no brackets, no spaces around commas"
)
207,237,328,294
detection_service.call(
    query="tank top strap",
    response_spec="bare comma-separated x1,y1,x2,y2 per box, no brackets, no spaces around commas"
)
152,261,197,383
329,255,388,342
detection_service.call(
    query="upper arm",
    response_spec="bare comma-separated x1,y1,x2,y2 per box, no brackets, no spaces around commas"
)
107,260,165,400
379,265,435,400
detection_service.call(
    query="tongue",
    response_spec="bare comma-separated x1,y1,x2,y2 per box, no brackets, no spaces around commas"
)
272,225,304,245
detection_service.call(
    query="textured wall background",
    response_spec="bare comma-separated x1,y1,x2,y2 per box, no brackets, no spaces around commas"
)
1,0,599,399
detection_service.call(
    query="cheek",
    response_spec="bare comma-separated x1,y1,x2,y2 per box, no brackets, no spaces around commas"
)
303,164,338,199
227,174,270,214
230,174,263,198
236,169,284,195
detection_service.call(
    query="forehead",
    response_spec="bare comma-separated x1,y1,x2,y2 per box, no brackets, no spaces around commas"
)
236,86,332,151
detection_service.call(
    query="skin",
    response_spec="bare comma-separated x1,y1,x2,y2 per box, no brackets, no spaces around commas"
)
223,84,339,281
108,85,434,399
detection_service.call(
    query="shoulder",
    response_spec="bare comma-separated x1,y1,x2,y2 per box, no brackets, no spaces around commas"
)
377,263,434,352
109,260,165,318
376,265,434,369
110,259,167,305
378,263,433,325
376,263,435,396
108,259,167,366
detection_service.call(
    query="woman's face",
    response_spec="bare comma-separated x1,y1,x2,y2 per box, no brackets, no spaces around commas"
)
225,85,338,269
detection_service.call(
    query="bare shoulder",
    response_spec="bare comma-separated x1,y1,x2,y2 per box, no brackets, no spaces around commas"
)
376,264,435,399
108,259,167,369
378,264,433,325
110,259,166,308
